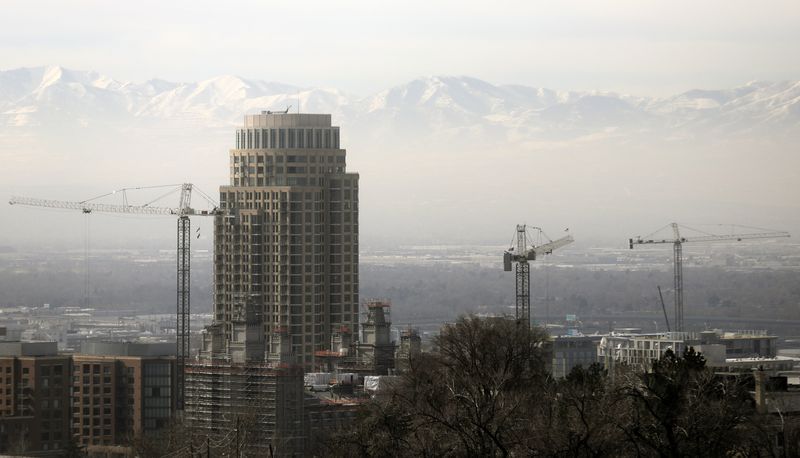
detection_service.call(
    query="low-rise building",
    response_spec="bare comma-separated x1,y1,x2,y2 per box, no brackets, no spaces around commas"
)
0,341,71,455
551,335,601,378
71,341,176,456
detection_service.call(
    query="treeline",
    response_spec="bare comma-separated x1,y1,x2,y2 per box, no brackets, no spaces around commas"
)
360,263,800,323
322,316,799,457
1,256,798,324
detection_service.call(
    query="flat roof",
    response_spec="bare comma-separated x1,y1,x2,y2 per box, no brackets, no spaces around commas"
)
0,341,58,357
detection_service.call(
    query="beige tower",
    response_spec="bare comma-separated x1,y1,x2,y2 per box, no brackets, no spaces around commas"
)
214,112,359,368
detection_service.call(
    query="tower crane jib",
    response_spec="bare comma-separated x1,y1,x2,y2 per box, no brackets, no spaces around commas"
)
9,182,219,413
504,225,574,327
628,223,790,333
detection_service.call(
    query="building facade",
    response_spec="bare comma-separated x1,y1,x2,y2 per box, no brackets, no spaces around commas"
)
551,335,600,378
71,342,176,455
214,112,359,369
0,341,71,455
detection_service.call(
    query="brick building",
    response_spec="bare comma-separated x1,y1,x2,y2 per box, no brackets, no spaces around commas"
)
71,341,176,456
0,341,71,455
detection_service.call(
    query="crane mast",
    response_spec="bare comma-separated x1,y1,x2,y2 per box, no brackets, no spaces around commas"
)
504,225,574,326
629,223,790,333
9,183,218,414
176,215,190,411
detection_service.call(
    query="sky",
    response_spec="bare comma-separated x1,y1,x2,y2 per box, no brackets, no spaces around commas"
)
2,0,800,96
1,0,799,250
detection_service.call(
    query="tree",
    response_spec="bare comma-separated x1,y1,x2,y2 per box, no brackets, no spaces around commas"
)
619,347,770,457
61,436,87,458
329,315,550,457
329,323,786,457
535,363,628,457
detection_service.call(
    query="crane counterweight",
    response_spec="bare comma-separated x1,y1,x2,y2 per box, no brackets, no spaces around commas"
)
504,225,574,327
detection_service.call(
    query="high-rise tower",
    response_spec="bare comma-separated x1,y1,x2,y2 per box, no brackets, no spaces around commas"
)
214,112,359,368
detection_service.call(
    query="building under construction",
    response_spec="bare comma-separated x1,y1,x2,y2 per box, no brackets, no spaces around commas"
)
314,299,396,375
184,300,305,455
184,112,369,455
395,326,422,372
184,361,304,456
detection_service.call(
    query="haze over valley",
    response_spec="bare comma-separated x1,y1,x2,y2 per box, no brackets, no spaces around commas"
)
1,66,798,249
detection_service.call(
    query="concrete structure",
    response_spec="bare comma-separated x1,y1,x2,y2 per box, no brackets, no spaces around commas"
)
696,330,777,358
395,326,422,372
551,335,601,378
184,361,305,456
214,112,359,369
315,300,397,375
598,332,691,370
304,392,361,453
186,112,368,454
719,356,800,373
0,342,71,455
71,341,176,456
351,300,395,375
188,284,306,455
598,329,777,370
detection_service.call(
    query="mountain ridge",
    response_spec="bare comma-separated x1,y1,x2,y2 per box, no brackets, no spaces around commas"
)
1,66,798,139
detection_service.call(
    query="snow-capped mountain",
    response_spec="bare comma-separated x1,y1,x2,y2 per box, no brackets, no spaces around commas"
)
2,66,799,248
2,66,798,139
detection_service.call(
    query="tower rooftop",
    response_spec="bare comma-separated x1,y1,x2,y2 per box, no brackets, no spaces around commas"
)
242,112,333,128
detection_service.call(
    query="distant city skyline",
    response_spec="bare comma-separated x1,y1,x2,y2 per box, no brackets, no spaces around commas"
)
1,1,799,96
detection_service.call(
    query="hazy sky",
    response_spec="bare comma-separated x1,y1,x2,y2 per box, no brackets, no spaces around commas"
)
2,0,799,95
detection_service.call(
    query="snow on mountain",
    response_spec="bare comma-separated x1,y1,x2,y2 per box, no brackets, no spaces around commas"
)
1,66,798,139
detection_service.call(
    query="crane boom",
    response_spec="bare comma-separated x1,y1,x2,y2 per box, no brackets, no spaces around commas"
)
9,182,219,415
9,183,213,217
9,196,178,215
630,226,789,248
504,225,574,327
530,234,574,259
629,223,790,332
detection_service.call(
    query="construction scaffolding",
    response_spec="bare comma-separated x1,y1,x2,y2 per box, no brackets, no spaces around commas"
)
184,361,305,456
314,299,397,375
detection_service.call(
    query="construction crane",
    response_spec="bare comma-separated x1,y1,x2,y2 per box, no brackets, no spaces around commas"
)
9,183,219,413
504,225,574,326
629,223,790,333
